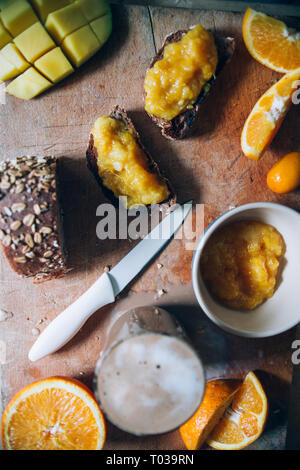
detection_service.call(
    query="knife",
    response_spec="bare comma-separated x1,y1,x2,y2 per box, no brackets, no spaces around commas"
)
28,201,193,362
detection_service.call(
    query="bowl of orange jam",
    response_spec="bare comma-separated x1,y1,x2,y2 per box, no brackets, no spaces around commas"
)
192,202,300,337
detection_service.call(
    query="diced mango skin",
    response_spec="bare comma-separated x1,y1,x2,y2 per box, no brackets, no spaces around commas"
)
45,3,87,44
0,0,38,36
1,42,29,71
34,46,74,83
14,21,55,62
62,24,100,67
74,0,110,22
29,0,71,23
6,66,52,99
0,19,12,48
90,12,112,46
0,52,19,80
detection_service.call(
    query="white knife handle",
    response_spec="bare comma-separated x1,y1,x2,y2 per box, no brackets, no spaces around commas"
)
28,273,115,362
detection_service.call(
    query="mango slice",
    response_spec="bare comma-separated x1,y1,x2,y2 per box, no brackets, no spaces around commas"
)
74,0,110,22
0,18,12,48
14,21,55,62
29,0,71,23
1,42,29,71
6,66,52,99
0,0,38,36
45,3,87,43
0,52,19,80
90,12,112,45
34,46,74,82
62,24,99,67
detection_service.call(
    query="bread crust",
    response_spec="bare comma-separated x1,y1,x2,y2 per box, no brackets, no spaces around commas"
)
0,156,69,283
86,105,176,209
145,29,235,140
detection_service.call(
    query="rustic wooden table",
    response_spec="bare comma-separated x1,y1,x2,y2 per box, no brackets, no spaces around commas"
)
0,4,299,450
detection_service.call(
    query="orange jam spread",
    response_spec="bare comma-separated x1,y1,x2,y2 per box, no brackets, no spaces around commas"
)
144,24,218,120
201,221,286,310
92,117,170,208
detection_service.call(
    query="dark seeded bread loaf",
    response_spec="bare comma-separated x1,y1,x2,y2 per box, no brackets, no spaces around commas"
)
0,156,69,283
145,30,235,140
86,105,176,208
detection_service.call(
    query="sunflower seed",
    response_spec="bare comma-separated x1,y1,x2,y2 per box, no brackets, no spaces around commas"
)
25,251,35,259
44,250,53,258
25,233,34,248
40,226,52,234
12,202,26,213
22,245,30,254
34,232,42,244
23,213,35,226
3,206,12,216
33,204,41,215
0,229,5,240
10,220,22,231
14,256,27,264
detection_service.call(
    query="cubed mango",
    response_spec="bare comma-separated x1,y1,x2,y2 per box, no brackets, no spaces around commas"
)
29,0,71,22
90,12,112,46
75,0,110,22
34,46,74,82
0,0,38,36
45,3,87,44
61,24,100,67
1,42,29,71
14,21,55,62
0,18,12,48
5,66,52,99
0,52,19,81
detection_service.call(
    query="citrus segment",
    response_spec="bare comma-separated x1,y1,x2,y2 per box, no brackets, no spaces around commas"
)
180,379,240,450
243,8,300,73
207,372,268,450
267,152,300,194
241,68,300,160
1,377,106,450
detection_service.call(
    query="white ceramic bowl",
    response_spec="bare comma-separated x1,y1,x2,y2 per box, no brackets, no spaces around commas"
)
192,202,300,338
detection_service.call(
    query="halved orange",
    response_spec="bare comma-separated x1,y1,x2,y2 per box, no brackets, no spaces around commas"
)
243,8,300,73
206,371,268,450
1,377,106,450
180,379,241,450
241,67,300,160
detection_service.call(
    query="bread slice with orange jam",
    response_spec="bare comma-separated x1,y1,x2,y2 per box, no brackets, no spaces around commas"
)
144,27,235,140
86,106,176,209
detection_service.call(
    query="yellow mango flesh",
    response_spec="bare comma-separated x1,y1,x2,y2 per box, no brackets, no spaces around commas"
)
92,117,170,208
74,0,110,22
0,18,12,48
6,66,52,99
0,52,19,80
0,0,38,36
45,3,87,43
62,24,99,67
14,21,55,62
29,0,71,23
1,42,29,71
34,46,73,82
90,12,112,45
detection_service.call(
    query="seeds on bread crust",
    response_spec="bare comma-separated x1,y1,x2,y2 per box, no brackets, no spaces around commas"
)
0,156,69,283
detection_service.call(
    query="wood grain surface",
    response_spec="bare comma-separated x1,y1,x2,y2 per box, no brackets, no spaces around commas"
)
0,4,299,450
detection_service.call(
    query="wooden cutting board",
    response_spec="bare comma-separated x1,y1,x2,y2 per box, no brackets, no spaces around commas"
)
0,4,299,450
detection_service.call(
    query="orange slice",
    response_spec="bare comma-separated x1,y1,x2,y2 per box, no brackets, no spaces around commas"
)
1,377,106,450
241,68,300,160
180,379,240,450
243,8,300,73
206,371,268,450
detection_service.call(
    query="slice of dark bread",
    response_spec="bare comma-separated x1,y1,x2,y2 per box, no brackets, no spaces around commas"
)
86,105,176,209
0,156,69,283
145,30,235,140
